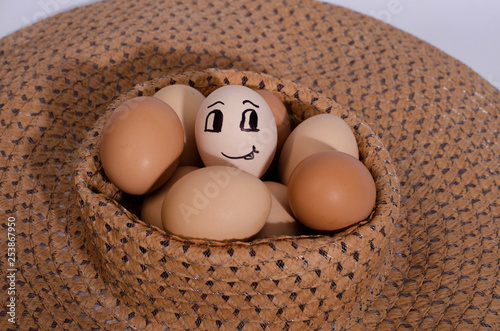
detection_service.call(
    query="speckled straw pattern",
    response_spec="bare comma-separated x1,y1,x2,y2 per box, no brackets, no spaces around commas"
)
72,68,399,329
0,0,498,330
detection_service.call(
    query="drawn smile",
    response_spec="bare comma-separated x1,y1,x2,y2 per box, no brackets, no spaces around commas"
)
221,145,259,160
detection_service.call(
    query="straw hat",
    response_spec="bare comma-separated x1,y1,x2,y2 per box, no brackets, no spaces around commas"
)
1,0,498,330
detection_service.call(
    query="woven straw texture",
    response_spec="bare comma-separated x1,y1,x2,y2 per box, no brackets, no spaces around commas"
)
0,0,499,330
73,68,399,329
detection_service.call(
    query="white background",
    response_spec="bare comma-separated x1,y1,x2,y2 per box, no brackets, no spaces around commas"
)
0,0,498,90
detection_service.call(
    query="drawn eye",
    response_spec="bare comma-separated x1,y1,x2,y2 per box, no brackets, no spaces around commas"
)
205,109,223,132
240,109,259,132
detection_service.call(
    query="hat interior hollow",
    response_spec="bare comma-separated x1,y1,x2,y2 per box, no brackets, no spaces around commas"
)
72,68,400,327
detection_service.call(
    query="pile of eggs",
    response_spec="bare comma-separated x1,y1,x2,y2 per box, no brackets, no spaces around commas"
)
99,84,376,241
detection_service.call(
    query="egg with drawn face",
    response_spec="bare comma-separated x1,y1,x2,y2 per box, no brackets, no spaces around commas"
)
195,85,278,177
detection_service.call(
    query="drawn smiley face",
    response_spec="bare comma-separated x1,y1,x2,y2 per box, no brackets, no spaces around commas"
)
195,85,278,177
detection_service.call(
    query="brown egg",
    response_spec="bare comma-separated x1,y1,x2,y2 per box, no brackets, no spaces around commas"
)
255,90,291,153
141,166,199,230
100,96,184,195
287,150,376,231
254,181,306,238
278,114,359,185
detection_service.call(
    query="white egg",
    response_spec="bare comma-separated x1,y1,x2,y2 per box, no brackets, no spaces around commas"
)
194,85,278,178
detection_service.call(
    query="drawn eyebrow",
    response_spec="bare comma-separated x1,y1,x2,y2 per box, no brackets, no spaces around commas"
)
242,100,259,108
208,101,225,108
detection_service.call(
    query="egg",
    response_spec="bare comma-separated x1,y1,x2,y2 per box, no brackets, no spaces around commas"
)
153,85,206,167
162,166,272,241
287,150,376,231
195,85,278,178
100,96,184,195
256,90,291,180
254,181,306,238
255,90,291,154
141,166,199,230
278,113,359,185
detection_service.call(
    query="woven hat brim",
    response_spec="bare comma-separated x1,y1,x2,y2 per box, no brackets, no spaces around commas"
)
0,0,499,329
